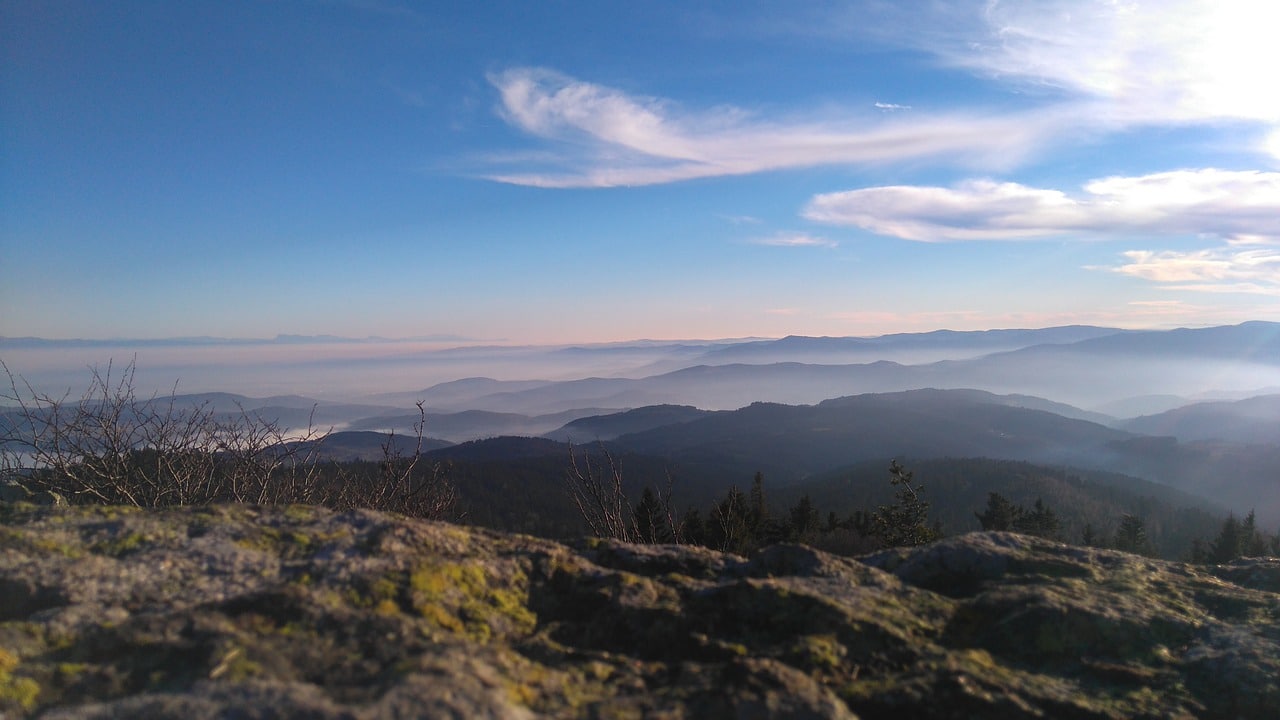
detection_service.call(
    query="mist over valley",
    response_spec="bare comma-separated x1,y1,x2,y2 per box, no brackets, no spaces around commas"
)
7,321,1280,530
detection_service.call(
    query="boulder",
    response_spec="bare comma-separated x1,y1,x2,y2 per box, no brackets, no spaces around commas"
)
0,503,1276,718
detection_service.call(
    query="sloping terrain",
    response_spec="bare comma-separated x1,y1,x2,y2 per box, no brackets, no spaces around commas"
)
543,404,712,442
344,408,609,443
609,390,1136,484
2,503,1277,718
1117,395,1280,444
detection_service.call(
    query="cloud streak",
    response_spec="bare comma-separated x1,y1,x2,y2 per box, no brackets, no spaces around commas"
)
1106,249,1280,296
485,68,1063,187
803,169,1280,243
749,232,837,248
481,2,1280,188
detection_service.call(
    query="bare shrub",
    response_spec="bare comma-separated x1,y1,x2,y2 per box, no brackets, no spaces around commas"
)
330,402,457,520
1,360,455,518
566,442,637,542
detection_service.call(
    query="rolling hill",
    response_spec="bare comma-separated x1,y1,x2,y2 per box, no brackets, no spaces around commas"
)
1117,394,1280,444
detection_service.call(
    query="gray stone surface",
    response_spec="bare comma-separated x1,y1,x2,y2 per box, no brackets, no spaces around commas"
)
1,503,1277,718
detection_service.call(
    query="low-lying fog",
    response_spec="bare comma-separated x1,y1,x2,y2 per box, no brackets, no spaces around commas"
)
4,328,1280,418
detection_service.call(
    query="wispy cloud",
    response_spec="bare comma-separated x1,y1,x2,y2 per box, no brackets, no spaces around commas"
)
1104,248,1280,296
945,0,1280,127
484,68,1063,187
749,232,837,248
803,169,1280,243
481,3,1280,187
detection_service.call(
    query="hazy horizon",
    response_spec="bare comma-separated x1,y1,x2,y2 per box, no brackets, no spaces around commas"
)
3,321,1278,409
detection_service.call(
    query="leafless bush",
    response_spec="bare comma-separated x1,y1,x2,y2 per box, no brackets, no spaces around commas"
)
2,359,460,518
330,402,457,520
566,442,637,542
5,359,219,506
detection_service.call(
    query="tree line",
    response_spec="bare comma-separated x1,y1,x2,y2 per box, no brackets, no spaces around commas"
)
569,441,1279,563
5,361,1275,564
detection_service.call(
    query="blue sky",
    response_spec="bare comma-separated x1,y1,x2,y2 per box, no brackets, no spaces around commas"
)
3,0,1279,344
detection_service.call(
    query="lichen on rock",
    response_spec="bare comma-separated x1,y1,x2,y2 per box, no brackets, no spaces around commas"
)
1,502,1277,718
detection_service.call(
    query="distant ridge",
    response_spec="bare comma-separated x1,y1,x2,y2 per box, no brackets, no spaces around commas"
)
0,333,479,348
1117,394,1280,444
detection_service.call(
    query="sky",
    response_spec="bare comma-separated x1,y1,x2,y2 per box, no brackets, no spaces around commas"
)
4,0,1280,345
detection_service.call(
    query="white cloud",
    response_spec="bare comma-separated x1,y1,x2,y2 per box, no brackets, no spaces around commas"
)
1106,248,1280,295
749,232,837,248
485,68,1064,187
1265,128,1280,161
719,214,763,225
482,2,1280,187
940,0,1280,126
803,169,1280,242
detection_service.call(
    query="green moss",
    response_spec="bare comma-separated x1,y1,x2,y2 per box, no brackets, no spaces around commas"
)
0,648,40,712
233,526,319,557
283,504,319,522
0,527,83,558
374,598,401,616
408,561,536,642
91,531,149,557
55,662,89,681
370,576,399,603
208,647,260,682
788,633,844,671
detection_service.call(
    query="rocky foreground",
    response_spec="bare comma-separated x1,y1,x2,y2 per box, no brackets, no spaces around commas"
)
1,503,1277,719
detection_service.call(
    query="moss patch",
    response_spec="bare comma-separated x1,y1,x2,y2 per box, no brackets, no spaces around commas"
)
408,561,536,642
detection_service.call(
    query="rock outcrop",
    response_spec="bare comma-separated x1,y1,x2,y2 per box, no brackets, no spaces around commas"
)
1,502,1277,718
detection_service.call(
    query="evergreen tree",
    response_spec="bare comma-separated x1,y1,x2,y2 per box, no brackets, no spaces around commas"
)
633,486,665,544
1114,513,1152,556
825,511,840,533
1208,513,1243,563
1017,498,1061,540
788,494,820,540
1081,523,1098,547
975,492,1022,531
1188,537,1209,564
871,461,941,548
1241,511,1270,557
681,508,706,547
749,472,769,529
1206,511,1269,562
747,470,784,546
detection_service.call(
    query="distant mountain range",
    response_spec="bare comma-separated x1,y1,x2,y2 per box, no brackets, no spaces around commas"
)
7,322,1279,528
394,321,1280,415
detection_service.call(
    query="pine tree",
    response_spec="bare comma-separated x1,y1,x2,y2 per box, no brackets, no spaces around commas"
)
975,492,1022,531
681,508,706,547
788,494,820,539
633,486,665,544
1114,513,1152,556
1017,498,1061,540
1208,513,1242,562
1242,510,1270,557
1081,523,1098,547
871,461,941,548
748,472,769,534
